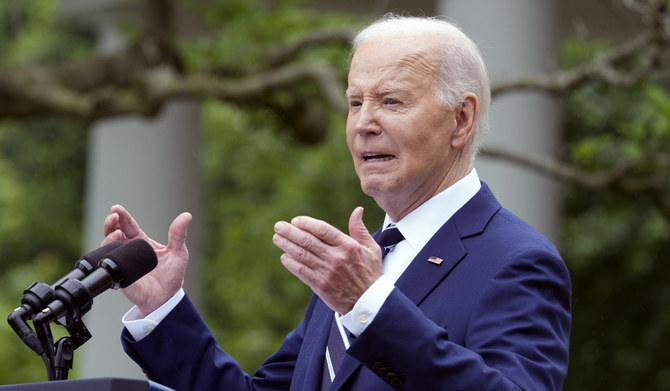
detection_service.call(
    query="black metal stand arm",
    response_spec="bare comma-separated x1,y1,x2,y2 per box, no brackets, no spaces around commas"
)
7,281,93,381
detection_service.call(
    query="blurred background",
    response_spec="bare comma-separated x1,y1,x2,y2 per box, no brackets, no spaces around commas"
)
0,0,668,389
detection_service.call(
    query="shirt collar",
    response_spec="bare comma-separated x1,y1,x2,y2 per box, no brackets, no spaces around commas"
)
382,169,481,253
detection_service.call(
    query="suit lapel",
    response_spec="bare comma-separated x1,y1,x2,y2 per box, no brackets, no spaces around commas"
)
395,219,466,305
292,300,334,391
394,183,501,305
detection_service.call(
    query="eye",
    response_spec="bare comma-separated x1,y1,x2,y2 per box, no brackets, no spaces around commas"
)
349,100,362,109
384,98,400,106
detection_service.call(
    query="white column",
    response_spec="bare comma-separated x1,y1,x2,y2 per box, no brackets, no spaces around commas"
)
77,99,203,379
438,0,561,241
75,18,203,378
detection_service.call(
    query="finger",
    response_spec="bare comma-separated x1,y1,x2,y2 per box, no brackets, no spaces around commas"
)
102,229,125,246
274,220,331,264
111,204,143,239
272,228,321,270
289,215,347,247
103,213,120,237
167,212,192,252
279,253,319,288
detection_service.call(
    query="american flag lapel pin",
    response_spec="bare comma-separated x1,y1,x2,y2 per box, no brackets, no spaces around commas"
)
427,256,444,265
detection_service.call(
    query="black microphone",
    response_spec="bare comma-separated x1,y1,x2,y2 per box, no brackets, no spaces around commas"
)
10,241,124,320
50,241,124,290
34,239,158,325
7,241,124,354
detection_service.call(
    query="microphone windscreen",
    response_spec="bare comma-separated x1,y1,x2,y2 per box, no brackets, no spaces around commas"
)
80,241,123,264
51,241,127,289
102,239,158,288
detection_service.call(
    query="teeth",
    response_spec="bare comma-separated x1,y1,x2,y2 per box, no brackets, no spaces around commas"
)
364,153,393,161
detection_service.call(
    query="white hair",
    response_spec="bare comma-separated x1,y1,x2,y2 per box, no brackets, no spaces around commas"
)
352,14,491,157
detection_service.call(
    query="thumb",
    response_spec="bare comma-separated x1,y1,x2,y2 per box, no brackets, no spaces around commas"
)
348,207,376,247
167,212,192,252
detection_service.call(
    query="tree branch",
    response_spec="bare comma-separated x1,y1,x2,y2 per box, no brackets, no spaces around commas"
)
492,0,670,97
260,29,355,70
480,145,670,218
485,1,670,220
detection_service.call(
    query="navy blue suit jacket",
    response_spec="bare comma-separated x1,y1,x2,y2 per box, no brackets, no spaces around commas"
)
122,183,571,390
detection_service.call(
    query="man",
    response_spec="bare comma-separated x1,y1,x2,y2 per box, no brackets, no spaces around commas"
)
103,14,571,390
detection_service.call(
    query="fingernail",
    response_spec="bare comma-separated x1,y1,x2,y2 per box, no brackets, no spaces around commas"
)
274,221,287,232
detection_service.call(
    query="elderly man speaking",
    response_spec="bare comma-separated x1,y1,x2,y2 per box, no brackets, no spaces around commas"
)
103,14,571,391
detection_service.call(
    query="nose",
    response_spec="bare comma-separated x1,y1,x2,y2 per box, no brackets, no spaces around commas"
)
350,102,382,136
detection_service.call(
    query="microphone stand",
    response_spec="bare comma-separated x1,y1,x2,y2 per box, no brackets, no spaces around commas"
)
7,282,93,381
52,314,92,380
53,338,74,381
32,307,93,381
33,315,57,380
8,240,156,381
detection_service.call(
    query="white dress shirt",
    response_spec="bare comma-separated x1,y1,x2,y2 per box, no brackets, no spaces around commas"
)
124,170,481,341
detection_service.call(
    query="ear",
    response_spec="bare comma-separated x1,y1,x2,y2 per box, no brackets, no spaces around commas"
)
451,94,478,149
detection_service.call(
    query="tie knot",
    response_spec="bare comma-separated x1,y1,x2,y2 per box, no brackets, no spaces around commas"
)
376,225,405,257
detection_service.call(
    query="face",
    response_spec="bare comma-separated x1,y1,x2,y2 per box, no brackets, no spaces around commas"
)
346,35,475,220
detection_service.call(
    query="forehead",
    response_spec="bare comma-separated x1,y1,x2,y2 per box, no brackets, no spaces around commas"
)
347,35,443,94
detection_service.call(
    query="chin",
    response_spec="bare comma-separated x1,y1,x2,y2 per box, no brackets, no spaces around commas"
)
359,180,387,199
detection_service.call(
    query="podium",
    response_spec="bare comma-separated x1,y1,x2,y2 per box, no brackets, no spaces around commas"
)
0,378,174,391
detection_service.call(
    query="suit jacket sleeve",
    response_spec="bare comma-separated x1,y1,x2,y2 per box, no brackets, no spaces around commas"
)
121,294,319,391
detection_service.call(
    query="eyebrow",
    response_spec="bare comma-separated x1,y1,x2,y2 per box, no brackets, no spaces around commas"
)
345,88,406,100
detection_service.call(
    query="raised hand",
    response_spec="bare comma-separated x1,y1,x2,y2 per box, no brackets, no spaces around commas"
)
272,207,382,314
102,204,192,316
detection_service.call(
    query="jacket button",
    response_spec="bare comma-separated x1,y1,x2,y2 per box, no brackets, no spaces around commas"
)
384,372,403,388
371,361,403,388
389,376,403,388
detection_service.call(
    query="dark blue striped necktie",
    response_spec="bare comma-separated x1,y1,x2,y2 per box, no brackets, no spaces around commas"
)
320,225,405,390
375,225,405,258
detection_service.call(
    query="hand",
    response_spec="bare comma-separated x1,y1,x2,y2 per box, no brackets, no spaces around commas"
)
102,204,192,316
273,207,382,314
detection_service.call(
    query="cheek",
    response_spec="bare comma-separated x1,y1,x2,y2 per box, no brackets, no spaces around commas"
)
345,119,355,146
399,135,451,177
345,132,356,160
414,119,455,155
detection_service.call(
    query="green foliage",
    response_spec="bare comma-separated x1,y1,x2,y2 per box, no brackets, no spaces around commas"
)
0,258,64,383
0,0,93,384
0,116,90,383
0,117,88,266
0,0,94,66
180,0,356,73
0,0,93,271
560,38,670,391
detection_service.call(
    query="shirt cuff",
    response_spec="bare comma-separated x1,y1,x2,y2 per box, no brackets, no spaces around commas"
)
122,288,185,341
340,275,395,337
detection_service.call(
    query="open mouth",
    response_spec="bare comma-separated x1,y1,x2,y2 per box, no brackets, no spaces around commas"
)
364,153,395,162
